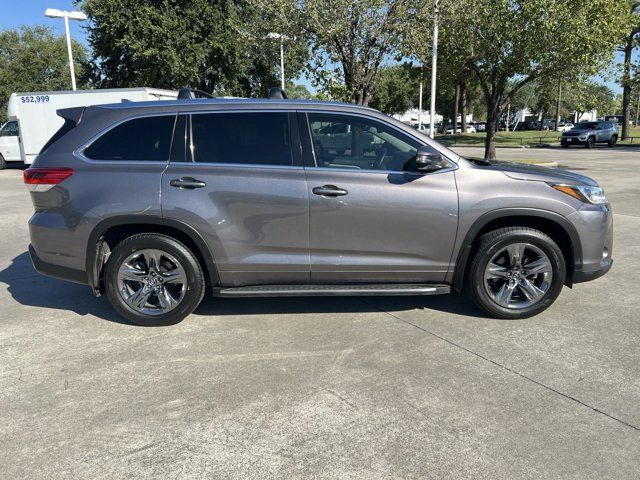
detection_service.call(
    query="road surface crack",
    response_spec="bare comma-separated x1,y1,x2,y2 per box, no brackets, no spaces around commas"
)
361,300,640,433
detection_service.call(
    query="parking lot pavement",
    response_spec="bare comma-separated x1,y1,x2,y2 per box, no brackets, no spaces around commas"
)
1,148,639,479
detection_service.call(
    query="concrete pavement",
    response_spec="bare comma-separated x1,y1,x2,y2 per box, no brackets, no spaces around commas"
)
1,148,639,479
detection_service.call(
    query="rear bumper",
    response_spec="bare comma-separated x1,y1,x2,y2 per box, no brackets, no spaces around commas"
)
29,244,87,285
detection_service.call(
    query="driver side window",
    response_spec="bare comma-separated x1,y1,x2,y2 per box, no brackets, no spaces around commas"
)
307,113,435,172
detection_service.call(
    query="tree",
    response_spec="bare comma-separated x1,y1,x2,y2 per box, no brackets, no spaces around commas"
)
564,82,618,120
369,64,421,115
271,0,419,106
0,26,87,123
429,0,631,158
78,0,307,97
619,1,640,139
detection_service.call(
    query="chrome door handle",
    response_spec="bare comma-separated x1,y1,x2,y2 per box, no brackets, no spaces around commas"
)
170,177,206,189
312,185,349,197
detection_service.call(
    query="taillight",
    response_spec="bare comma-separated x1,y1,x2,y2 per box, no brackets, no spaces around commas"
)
24,167,74,191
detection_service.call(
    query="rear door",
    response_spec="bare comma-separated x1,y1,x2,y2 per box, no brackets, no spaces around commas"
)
300,111,459,283
161,110,310,287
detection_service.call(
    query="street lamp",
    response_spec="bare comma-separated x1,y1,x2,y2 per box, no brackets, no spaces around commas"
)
266,32,290,90
45,8,87,91
429,0,439,139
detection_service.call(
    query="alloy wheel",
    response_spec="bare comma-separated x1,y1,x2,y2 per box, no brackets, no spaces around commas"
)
483,242,553,309
116,249,187,315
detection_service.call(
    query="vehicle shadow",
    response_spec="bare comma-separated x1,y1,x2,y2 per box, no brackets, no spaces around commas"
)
0,251,487,325
0,251,131,325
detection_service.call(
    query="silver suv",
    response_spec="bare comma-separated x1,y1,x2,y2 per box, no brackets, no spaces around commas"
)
561,121,618,148
24,97,613,325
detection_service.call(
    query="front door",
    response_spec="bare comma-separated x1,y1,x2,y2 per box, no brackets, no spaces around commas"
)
302,111,459,283
161,111,309,287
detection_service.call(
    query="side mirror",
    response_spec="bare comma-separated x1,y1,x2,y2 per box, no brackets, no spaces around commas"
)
414,146,445,172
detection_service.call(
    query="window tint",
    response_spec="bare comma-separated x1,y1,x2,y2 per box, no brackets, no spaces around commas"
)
170,115,188,162
40,119,76,153
308,113,430,172
84,115,175,161
0,121,18,137
190,112,293,166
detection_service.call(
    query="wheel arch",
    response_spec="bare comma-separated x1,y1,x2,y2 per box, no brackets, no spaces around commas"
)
452,208,582,292
86,216,220,293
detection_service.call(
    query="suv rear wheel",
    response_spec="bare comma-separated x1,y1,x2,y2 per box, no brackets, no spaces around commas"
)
104,233,205,326
608,135,617,147
585,136,595,148
465,227,565,319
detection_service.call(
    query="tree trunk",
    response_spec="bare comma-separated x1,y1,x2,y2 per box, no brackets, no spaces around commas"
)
554,83,562,131
485,107,500,160
622,36,634,140
461,81,467,133
453,83,460,134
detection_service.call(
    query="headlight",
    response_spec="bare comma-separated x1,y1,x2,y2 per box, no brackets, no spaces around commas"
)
551,184,608,204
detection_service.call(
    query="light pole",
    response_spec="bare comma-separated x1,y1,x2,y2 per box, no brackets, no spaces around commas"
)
266,33,290,90
45,8,87,91
429,0,439,139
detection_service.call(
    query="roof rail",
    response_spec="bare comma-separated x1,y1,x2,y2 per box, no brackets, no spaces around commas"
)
177,88,215,100
268,87,287,99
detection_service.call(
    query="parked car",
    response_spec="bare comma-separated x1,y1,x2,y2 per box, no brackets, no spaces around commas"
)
561,121,618,148
474,121,486,132
0,120,21,169
25,93,613,325
557,122,574,132
444,123,476,134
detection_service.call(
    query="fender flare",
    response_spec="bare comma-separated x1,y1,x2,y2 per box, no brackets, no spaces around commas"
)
85,215,220,290
452,208,583,292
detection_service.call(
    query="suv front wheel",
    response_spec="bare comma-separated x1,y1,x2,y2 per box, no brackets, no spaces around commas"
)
104,233,205,326
465,227,565,319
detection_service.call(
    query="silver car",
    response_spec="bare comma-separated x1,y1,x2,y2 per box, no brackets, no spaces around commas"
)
561,121,618,148
25,97,613,325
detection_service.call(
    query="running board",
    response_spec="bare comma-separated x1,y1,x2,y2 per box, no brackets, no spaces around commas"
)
213,284,451,297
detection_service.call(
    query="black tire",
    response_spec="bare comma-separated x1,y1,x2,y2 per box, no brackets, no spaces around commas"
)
585,136,595,148
465,227,566,319
104,233,205,326
608,135,617,148
561,141,569,149
0,154,6,170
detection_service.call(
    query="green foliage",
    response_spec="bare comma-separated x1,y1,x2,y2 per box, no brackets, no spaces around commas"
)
415,0,633,157
0,26,87,123
369,64,421,115
77,0,307,97
271,0,420,105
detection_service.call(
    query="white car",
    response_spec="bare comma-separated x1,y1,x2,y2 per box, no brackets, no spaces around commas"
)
557,122,574,132
0,121,21,169
445,123,476,134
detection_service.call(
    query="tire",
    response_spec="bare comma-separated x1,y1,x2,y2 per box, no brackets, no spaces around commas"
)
0,154,6,170
104,233,205,326
608,135,617,148
585,136,595,148
561,141,569,149
465,227,566,319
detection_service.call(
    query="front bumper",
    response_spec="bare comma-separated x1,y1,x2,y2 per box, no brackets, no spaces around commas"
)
562,136,588,144
573,257,613,283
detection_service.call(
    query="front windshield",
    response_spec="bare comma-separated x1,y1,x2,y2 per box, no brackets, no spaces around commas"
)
0,121,19,137
575,122,597,130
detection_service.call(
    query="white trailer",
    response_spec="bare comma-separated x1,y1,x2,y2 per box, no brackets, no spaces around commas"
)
7,87,177,165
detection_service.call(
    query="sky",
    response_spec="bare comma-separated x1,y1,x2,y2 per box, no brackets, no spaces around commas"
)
0,0,627,95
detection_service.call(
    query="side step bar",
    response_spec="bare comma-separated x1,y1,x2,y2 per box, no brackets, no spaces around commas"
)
213,284,451,297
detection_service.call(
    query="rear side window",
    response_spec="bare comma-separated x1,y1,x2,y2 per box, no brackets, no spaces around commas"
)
40,119,76,153
190,112,293,166
84,115,175,161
